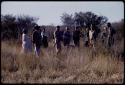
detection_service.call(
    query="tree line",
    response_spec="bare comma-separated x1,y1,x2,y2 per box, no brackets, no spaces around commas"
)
1,14,38,40
1,11,124,41
61,11,108,28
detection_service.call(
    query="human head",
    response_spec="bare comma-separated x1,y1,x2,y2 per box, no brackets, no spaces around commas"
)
39,28,42,32
107,22,111,27
43,28,45,32
103,26,106,30
90,24,93,28
23,29,28,34
75,26,79,30
85,28,88,31
34,25,40,31
41,26,45,32
66,26,70,31
90,24,92,26
56,25,60,31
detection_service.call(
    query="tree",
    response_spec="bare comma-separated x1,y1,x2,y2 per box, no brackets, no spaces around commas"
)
74,12,86,27
61,11,108,29
74,11,108,28
61,13,75,27
16,15,38,38
112,19,124,39
1,14,39,40
61,11,108,40
1,14,18,39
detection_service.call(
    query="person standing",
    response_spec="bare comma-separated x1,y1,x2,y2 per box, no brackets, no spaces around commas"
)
32,25,42,57
88,24,94,47
101,26,107,45
22,29,32,53
54,26,62,54
106,22,116,48
84,27,89,47
63,27,71,47
73,26,81,47
41,27,48,48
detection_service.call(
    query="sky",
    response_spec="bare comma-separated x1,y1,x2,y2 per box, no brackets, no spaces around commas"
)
1,1,124,26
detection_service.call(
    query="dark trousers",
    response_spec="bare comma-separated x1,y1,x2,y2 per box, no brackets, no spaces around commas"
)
63,39,70,46
74,39,80,47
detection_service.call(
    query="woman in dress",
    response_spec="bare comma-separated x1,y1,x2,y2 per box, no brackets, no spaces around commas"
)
22,29,32,53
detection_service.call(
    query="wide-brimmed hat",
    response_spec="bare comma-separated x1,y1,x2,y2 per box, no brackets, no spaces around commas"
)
107,22,111,27
34,25,40,30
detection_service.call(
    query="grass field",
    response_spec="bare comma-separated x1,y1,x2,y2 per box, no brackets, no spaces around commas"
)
1,39,124,84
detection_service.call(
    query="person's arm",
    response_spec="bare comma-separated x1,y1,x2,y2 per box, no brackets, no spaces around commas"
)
41,32,43,38
53,31,57,46
33,32,37,44
54,31,56,39
22,34,24,42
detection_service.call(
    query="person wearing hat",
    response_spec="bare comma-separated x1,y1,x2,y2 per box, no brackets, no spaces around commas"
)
22,29,32,53
32,25,42,57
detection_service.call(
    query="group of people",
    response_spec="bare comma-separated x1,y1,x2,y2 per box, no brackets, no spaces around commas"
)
22,25,48,57
54,22,116,54
54,26,81,54
101,23,116,48
22,22,116,57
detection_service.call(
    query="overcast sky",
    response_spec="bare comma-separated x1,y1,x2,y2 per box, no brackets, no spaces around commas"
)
1,1,124,26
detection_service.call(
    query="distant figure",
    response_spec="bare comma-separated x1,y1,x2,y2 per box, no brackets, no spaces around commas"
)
54,26,62,54
63,27,71,47
93,25,100,42
73,26,80,47
69,28,75,47
33,25,42,57
41,27,48,48
60,29,64,42
101,26,107,45
22,29,32,53
106,22,116,47
88,24,94,47
84,27,89,47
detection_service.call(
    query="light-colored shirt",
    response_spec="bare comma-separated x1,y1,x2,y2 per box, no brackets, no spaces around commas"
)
22,33,32,53
89,30,94,40
41,31,48,38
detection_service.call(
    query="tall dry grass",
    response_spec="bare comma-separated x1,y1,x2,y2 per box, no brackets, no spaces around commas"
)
1,39,124,84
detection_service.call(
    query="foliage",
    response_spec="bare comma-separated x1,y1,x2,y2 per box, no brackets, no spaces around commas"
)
61,11,108,28
1,14,38,40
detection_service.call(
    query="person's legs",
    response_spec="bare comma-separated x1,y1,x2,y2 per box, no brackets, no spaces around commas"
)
34,44,40,57
108,37,112,48
64,39,67,46
56,41,61,55
74,39,77,46
43,36,48,48
22,43,27,53
77,40,80,47
28,42,32,52
88,38,91,47
75,38,80,47
111,36,114,46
